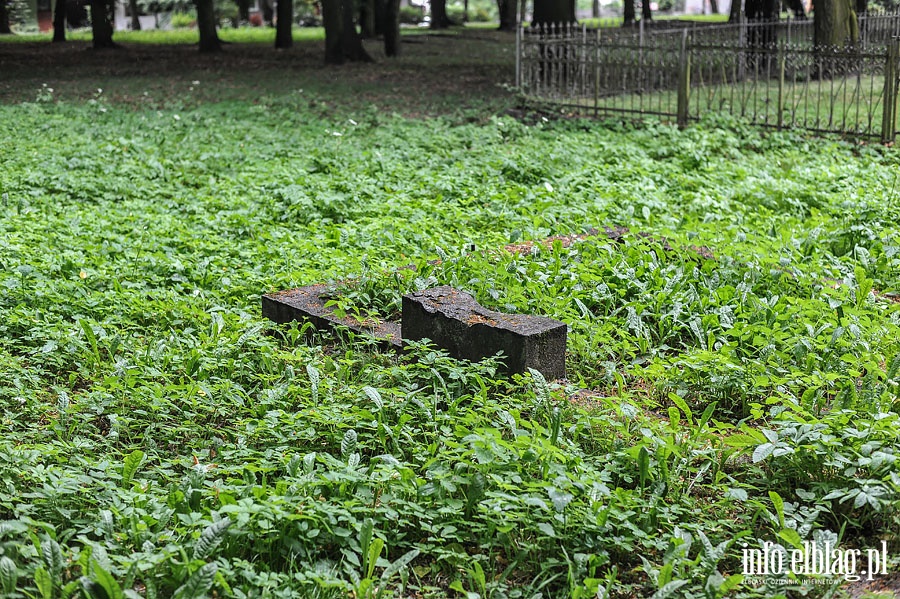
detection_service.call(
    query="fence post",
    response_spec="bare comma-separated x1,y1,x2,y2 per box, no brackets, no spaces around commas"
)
594,27,600,117
881,38,899,143
777,41,786,130
516,22,522,89
677,29,691,128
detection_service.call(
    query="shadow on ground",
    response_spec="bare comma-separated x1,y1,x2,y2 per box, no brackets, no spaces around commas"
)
0,30,516,115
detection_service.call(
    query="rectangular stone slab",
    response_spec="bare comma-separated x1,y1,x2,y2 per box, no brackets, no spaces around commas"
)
401,286,566,380
262,284,401,348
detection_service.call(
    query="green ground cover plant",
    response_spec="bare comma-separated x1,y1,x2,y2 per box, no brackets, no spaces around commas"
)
0,37,899,598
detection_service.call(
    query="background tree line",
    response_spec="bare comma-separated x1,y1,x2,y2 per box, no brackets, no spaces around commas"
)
1,0,893,63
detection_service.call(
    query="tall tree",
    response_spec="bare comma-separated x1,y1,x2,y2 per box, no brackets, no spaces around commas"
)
0,0,12,33
261,0,273,25
129,0,140,29
728,0,740,21
236,0,250,22
90,0,115,47
498,0,516,30
322,0,370,63
814,0,857,47
786,0,805,17
195,0,221,51
532,0,574,25
640,0,651,21
374,0,386,35
623,0,635,25
53,0,66,40
430,0,449,28
275,0,291,47
384,0,399,55
709,0,718,14
360,0,375,37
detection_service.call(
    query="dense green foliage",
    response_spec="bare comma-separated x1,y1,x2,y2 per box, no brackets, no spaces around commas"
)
0,85,899,599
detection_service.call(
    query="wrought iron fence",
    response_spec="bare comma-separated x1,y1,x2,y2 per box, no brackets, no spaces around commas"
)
517,20,900,141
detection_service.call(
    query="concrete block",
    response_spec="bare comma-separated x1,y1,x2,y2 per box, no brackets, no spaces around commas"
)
401,286,566,379
262,284,401,348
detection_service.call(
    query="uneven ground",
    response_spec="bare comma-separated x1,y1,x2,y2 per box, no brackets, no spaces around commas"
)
0,30,516,115
1,29,899,599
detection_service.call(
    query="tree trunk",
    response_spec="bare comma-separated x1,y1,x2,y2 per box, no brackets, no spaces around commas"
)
374,0,385,35
90,0,115,48
341,0,370,59
430,0,449,28
709,0,718,14
744,0,776,71
0,0,12,34
53,0,66,39
322,0,371,63
237,0,250,21
855,0,866,14
532,0,574,25
786,0,805,17
728,0,740,21
814,0,856,47
360,0,375,37
129,0,141,29
592,0,599,17
261,0,274,25
641,0,651,21
195,0,221,51
623,0,635,25
322,0,343,62
498,0,516,30
463,0,468,21
384,0,399,55
275,0,292,47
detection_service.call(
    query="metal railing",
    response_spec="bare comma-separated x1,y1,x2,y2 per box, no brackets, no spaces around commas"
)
517,20,900,141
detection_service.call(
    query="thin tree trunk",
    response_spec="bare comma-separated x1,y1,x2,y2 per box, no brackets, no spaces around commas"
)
592,0,599,17
430,0,449,28
237,0,250,21
463,0,468,21
360,0,374,36
709,0,718,13
275,0,292,47
261,0,273,25
195,0,221,51
90,0,115,47
129,0,140,29
322,0,342,62
728,0,740,21
641,0,651,21
623,0,635,25
373,0,385,34
384,0,399,55
53,0,66,39
0,0,12,34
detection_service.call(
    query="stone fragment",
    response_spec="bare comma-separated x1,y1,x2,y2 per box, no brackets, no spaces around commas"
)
401,286,566,379
262,284,401,348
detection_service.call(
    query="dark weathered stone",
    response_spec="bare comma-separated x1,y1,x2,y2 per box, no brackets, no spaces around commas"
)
262,284,401,348
401,286,566,379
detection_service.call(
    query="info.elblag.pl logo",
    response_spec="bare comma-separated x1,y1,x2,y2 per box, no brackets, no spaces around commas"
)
742,540,891,583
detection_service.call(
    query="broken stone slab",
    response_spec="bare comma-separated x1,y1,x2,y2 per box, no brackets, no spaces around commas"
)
262,284,401,348
401,286,566,380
